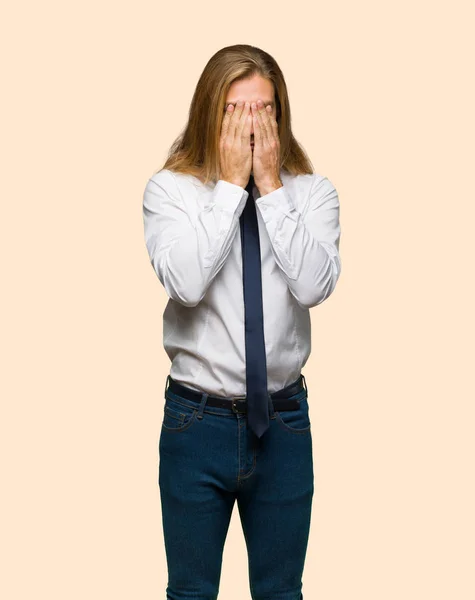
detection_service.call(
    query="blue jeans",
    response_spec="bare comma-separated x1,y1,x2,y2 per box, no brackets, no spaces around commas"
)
158,374,314,600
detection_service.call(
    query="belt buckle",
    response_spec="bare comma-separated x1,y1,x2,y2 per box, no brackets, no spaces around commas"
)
231,397,246,414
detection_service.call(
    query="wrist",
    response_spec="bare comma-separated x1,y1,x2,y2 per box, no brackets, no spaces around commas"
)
221,178,246,188
258,179,283,195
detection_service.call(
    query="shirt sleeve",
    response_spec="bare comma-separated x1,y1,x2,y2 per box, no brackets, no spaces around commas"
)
255,174,342,309
143,170,249,307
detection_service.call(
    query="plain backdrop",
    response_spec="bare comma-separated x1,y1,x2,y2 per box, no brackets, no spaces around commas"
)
1,1,474,599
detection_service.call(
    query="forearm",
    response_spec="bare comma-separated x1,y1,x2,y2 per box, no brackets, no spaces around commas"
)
255,175,342,309
143,175,249,307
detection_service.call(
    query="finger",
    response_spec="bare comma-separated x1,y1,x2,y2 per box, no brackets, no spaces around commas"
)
256,100,269,146
242,102,252,144
268,108,279,141
237,101,251,141
265,104,279,142
220,103,235,141
230,99,245,142
252,104,262,147
260,101,274,145
228,101,242,142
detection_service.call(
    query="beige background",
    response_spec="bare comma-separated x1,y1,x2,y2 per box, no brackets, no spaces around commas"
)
1,0,474,598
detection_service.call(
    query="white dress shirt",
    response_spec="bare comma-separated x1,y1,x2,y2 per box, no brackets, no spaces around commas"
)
142,168,342,397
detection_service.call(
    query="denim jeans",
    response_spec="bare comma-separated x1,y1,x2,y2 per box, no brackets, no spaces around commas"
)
158,374,314,600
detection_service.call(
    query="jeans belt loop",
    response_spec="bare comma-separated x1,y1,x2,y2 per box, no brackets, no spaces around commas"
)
197,392,208,420
301,373,308,394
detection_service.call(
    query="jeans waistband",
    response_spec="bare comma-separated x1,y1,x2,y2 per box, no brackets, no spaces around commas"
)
165,374,308,413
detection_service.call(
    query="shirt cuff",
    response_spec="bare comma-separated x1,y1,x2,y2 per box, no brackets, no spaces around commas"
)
255,185,297,222
213,180,249,215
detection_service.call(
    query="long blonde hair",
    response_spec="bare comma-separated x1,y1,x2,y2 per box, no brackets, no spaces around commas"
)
156,44,315,185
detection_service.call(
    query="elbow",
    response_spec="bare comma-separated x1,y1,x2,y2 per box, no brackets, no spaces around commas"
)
295,286,332,310
151,260,205,307
159,269,205,307
312,275,340,307
296,257,341,309
169,289,204,308
146,240,205,307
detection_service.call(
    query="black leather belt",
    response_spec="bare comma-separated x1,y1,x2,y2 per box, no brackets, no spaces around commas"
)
166,374,307,413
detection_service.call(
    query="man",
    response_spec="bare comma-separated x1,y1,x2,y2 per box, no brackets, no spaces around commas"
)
143,45,342,600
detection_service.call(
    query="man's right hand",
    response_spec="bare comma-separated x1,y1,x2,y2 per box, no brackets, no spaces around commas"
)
219,100,252,189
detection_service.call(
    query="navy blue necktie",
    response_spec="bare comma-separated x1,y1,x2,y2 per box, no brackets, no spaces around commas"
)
239,174,270,438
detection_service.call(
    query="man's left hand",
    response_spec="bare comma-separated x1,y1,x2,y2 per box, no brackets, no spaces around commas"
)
251,100,283,195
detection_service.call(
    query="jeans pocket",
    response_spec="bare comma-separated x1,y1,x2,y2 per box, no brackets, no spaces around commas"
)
274,394,311,435
162,393,198,432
